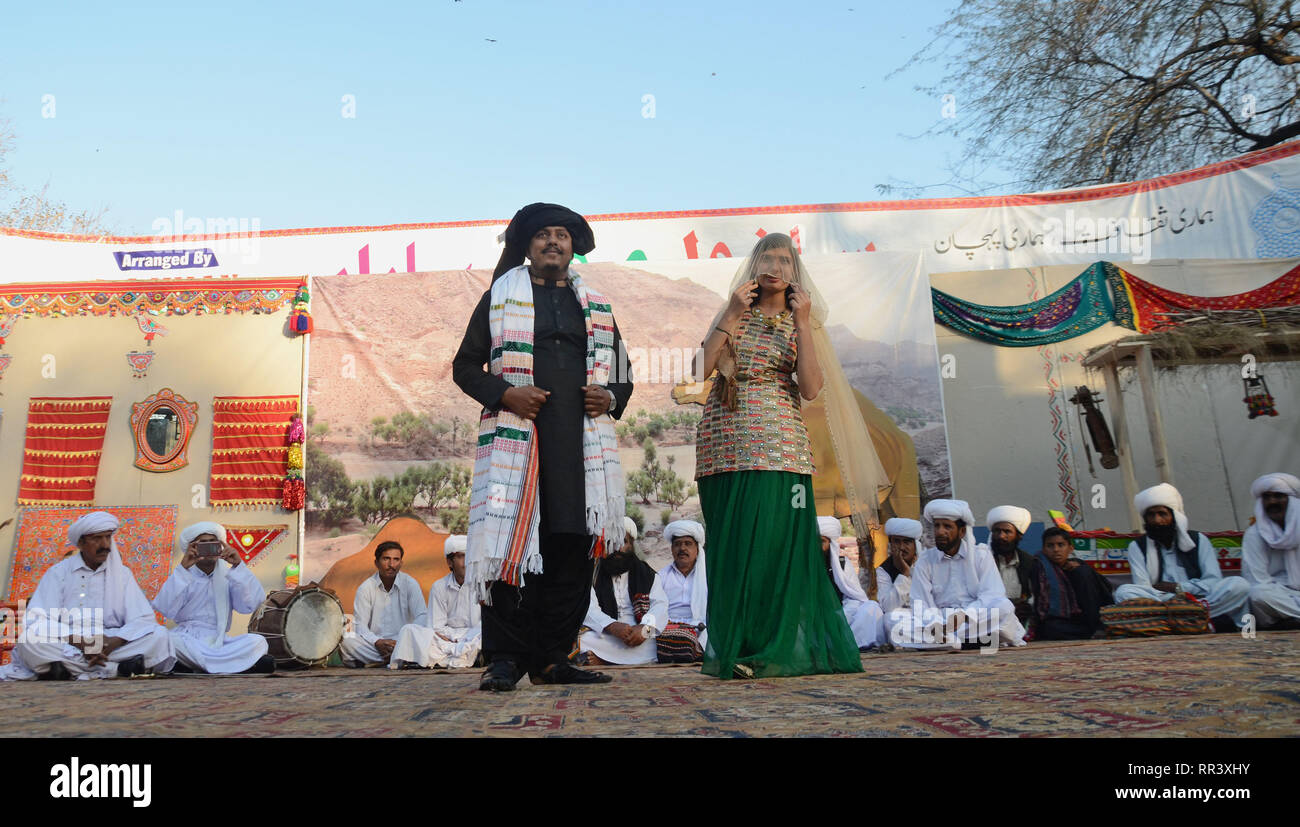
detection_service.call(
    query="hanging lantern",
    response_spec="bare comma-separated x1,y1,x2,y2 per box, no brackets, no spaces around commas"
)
1243,374,1279,419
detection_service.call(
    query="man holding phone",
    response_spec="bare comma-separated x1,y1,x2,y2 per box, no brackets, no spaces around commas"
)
152,521,274,674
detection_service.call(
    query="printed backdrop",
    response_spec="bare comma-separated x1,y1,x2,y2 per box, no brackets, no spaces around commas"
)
302,252,949,575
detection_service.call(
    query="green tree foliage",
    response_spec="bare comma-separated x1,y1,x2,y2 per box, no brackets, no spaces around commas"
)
625,503,645,535
305,442,357,529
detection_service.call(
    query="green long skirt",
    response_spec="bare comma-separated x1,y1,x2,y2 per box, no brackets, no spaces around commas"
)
699,470,863,679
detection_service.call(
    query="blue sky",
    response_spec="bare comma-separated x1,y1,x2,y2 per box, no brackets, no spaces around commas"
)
0,0,975,234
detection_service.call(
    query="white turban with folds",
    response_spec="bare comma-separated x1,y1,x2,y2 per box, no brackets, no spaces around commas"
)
179,520,230,647
1250,473,1300,553
67,512,135,616
623,516,639,540
1134,483,1195,552
923,498,977,559
816,516,843,541
444,534,468,555
986,506,1031,535
663,520,704,548
884,518,922,540
68,510,120,546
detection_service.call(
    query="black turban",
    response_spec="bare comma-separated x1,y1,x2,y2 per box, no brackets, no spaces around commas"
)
492,202,595,279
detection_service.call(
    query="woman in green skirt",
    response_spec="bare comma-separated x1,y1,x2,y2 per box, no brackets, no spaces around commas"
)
692,234,864,678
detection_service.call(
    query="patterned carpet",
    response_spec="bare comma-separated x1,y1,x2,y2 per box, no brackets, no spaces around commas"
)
2,632,1296,737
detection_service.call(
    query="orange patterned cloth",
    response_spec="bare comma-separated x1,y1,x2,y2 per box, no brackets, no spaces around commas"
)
209,395,299,509
695,310,813,478
5,505,177,605
18,397,112,505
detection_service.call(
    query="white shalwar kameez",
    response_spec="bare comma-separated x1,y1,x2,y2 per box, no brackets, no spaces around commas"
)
1114,535,1251,625
389,572,482,669
152,561,268,673
340,571,427,665
828,551,885,648
2,512,174,680
899,544,1027,648
660,561,709,649
1239,473,1300,627
1114,482,1250,626
886,500,1026,649
580,572,668,665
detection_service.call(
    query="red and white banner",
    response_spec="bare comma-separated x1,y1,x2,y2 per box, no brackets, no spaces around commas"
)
3,142,1298,284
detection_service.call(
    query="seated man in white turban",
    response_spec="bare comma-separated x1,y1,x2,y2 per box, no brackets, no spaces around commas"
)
389,535,483,669
577,517,668,666
340,540,428,667
5,511,174,680
1114,483,1250,632
657,520,709,663
152,521,274,674
986,506,1036,625
819,516,885,650
873,517,922,615
1241,473,1300,629
901,499,1027,649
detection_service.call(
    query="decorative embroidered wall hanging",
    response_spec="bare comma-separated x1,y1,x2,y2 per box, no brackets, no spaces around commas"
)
5,505,178,603
0,313,15,345
18,397,113,505
135,313,169,345
130,388,199,472
0,354,11,384
210,395,300,509
1107,261,1300,333
932,263,1120,347
933,261,1300,345
0,276,305,318
224,524,290,567
125,350,155,379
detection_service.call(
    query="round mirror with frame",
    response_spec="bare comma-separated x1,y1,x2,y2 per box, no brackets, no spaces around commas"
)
131,389,198,472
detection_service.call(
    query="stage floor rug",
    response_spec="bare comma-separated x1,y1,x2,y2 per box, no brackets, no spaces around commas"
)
2,632,1296,737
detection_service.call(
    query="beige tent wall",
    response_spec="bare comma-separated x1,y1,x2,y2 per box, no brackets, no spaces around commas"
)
932,257,1300,533
0,311,303,632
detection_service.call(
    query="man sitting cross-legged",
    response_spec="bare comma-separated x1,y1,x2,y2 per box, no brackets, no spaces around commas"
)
340,541,427,667
152,520,274,674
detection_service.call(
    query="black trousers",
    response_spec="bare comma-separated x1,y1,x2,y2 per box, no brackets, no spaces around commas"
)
481,532,595,673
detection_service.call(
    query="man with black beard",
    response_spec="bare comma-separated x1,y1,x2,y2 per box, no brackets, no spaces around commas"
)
906,499,1027,648
985,505,1036,625
1241,473,1300,629
576,518,668,665
1114,483,1250,631
453,202,634,690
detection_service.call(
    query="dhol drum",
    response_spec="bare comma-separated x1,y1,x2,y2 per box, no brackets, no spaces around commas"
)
249,584,344,668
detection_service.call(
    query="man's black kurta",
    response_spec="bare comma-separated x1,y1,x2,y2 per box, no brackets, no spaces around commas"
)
452,277,633,669
453,280,633,534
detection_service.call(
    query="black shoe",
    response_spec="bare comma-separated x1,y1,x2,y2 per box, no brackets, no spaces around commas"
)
171,661,198,674
529,662,613,685
37,662,72,681
479,659,521,692
241,654,276,674
116,655,149,678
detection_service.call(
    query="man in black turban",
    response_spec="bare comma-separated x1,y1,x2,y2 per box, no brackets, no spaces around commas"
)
454,202,634,691
492,202,596,279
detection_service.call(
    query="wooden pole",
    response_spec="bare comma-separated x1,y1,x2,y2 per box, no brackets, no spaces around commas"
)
1101,360,1142,530
1134,344,1174,485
